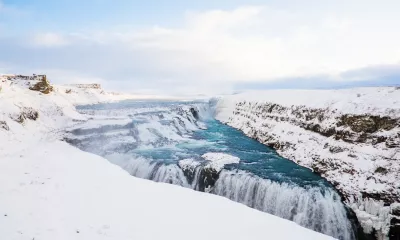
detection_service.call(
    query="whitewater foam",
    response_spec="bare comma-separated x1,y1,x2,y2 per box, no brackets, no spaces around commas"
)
212,170,355,240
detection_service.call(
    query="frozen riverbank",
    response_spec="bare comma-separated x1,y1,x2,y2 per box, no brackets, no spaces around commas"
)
214,88,400,240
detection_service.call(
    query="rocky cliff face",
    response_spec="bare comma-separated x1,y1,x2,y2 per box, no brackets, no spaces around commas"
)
214,88,400,240
1,74,54,94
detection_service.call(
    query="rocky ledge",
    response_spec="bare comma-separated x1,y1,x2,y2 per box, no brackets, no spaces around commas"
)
214,87,400,240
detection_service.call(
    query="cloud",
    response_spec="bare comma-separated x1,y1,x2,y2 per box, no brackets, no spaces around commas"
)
340,64,400,81
234,65,400,91
112,5,400,84
1,4,400,95
31,33,71,47
184,6,264,32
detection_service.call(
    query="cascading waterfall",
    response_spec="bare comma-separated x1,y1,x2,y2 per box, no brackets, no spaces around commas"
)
212,170,354,240
105,154,355,240
107,155,191,187
188,166,206,190
67,100,360,240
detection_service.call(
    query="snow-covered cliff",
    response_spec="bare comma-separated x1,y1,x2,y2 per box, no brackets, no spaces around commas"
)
0,79,333,240
215,87,400,240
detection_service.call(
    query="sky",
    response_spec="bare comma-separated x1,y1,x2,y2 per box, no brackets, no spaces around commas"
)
1,0,400,95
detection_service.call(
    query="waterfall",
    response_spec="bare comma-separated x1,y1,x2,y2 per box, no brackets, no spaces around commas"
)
108,156,190,187
192,103,215,121
68,100,359,240
212,170,355,240
107,154,354,240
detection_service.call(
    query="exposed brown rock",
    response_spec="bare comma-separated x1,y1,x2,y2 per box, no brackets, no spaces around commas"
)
29,75,53,94
338,115,398,133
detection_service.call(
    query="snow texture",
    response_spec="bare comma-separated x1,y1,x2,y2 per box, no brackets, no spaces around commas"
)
0,78,333,240
202,152,241,172
178,158,202,172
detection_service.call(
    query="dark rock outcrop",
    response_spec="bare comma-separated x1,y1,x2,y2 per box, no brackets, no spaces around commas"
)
338,115,397,133
190,107,199,120
389,216,400,240
180,165,220,192
386,134,400,148
0,121,9,131
12,107,39,124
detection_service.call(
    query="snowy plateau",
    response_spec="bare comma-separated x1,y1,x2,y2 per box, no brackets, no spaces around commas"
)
214,88,400,240
0,78,333,240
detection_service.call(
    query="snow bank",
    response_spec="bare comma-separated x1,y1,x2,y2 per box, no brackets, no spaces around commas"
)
217,87,400,118
0,78,333,240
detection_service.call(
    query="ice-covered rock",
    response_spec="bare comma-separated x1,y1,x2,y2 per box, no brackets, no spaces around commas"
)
178,158,202,172
202,152,240,172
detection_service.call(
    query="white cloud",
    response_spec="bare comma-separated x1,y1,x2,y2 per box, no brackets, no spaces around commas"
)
31,33,70,47
145,6,400,81
2,3,400,94
184,6,264,32
76,4,400,84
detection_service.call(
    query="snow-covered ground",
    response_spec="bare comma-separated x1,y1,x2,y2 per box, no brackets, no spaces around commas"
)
0,79,333,240
214,87,400,240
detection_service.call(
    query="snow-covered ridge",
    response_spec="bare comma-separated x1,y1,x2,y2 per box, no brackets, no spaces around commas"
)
0,78,333,240
215,87,400,240
66,83,102,89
